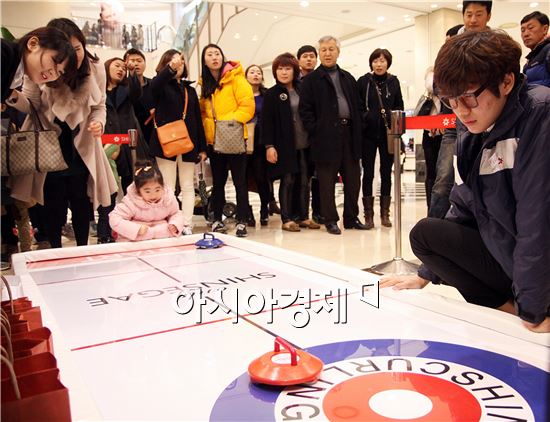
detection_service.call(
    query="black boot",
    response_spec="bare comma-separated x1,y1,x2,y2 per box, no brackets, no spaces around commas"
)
260,206,268,226
247,206,256,227
362,196,375,229
380,196,392,227
268,200,281,215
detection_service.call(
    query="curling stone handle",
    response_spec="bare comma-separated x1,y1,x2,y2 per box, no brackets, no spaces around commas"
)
274,337,297,366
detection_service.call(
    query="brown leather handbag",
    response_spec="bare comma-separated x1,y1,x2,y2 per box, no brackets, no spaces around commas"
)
154,86,194,158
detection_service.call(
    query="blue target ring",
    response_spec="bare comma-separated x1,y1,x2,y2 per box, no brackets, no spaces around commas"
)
210,339,549,421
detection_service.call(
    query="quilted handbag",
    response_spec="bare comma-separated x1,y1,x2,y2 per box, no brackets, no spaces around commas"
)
1,103,67,176
154,85,194,158
210,99,245,155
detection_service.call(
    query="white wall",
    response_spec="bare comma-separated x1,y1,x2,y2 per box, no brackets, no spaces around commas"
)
1,1,71,37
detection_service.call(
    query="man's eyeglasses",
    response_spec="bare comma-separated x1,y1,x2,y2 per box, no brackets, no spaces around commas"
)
440,84,487,109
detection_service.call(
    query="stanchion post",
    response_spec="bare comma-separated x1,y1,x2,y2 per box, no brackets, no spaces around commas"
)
368,111,419,276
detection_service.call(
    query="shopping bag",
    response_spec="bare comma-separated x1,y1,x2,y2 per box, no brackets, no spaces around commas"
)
1,352,57,381
1,361,71,422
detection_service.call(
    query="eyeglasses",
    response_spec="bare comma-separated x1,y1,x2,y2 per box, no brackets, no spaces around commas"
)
440,84,487,109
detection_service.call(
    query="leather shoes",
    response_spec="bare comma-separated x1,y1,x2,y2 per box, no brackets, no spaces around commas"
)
325,223,341,235
344,218,369,230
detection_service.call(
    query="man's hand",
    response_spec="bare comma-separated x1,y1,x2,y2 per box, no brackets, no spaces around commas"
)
379,275,430,290
522,317,550,333
266,147,277,164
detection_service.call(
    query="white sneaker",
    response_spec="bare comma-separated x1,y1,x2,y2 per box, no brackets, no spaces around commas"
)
181,226,193,236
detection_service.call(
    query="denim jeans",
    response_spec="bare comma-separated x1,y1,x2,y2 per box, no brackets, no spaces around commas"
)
428,128,456,218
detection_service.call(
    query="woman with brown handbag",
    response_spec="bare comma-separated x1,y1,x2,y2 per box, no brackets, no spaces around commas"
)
149,50,207,235
9,18,118,249
199,44,255,237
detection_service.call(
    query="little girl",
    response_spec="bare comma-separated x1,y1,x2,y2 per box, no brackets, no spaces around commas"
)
109,161,184,241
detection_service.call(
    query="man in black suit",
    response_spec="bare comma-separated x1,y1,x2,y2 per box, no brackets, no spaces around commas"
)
299,35,367,235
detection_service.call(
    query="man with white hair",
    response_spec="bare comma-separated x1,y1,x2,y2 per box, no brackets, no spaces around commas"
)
299,35,367,235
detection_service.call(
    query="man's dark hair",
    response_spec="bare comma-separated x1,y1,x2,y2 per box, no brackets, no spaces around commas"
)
462,1,492,15
446,24,463,37
520,11,549,26
434,30,521,98
296,45,317,59
369,48,392,70
123,48,146,62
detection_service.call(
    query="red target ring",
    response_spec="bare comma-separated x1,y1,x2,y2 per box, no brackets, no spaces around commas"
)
323,372,482,421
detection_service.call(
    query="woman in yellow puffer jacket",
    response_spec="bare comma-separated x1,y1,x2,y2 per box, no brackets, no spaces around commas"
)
199,43,255,237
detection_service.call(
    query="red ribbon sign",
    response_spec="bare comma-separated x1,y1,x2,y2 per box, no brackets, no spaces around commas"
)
101,134,129,145
406,114,456,130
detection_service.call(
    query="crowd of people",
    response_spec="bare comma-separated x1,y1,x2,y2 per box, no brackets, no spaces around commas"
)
1,1,549,332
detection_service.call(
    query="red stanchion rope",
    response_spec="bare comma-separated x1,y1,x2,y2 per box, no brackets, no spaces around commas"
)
406,114,456,130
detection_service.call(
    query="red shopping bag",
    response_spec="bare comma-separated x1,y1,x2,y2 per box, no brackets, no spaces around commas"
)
1,352,57,381
5,306,43,331
1,363,71,422
12,337,50,359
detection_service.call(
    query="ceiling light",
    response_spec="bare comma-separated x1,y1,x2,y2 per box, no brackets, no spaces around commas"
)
529,2,539,7
252,35,258,42
299,0,309,7
431,4,438,9
234,33,241,39
456,3,463,9
404,17,412,22
274,15,278,19
90,2,97,5
499,22,518,29
255,12,259,16
403,14,410,18
377,16,385,22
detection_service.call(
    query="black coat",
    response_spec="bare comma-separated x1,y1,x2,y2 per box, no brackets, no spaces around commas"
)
149,66,207,162
357,72,404,141
1,39,20,102
261,83,300,178
105,83,145,179
298,65,362,163
128,74,155,147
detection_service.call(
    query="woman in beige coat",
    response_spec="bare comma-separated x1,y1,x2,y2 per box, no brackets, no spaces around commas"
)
9,18,117,248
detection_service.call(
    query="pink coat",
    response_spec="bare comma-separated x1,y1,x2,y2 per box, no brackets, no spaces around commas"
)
109,183,184,242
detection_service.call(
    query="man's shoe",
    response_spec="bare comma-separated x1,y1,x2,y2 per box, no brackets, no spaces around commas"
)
235,223,248,237
268,200,281,215
325,223,341,235
212,221,227,234
298,219,321,229
312,214,325,225
282,221,301,232
344,218,369,230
